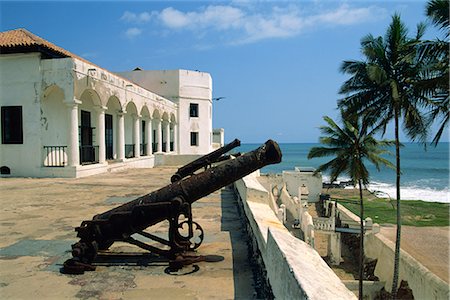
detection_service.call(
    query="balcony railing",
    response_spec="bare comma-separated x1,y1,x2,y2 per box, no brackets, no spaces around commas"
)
80,145,99,165
43,146,67,167
140,143,147,156
162,142,167,152
125,144,135,158
170,142,174,152
152,142,157,153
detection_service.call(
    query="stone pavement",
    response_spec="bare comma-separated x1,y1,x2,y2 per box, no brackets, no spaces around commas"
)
0,168,255,299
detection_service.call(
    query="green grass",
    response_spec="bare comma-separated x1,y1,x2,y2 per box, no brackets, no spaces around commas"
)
338,198,450,227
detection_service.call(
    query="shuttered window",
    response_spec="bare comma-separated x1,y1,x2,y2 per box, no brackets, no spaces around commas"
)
1,106,23,144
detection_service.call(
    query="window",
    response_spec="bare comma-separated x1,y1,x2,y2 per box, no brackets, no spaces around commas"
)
190,132,199,146
189,103,199,117
1,106,23,144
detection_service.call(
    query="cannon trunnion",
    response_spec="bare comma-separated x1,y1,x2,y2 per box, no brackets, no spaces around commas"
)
62,140,282,274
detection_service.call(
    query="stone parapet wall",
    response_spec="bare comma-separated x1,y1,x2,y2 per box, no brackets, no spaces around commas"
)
234,173,356,300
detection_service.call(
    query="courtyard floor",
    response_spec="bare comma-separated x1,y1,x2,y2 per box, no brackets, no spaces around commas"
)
0,168,255,300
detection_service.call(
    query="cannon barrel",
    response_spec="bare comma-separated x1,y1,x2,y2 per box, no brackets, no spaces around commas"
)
171,138,241,182
66,140,281,272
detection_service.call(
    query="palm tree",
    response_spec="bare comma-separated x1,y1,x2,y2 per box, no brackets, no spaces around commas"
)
337,14,429,298
420,0,449,145
308,113,394,300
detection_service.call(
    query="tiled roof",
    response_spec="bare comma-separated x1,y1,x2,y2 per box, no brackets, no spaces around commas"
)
0,28,78,58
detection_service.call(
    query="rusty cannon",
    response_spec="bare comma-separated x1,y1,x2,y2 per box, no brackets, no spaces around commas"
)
61,139,282,274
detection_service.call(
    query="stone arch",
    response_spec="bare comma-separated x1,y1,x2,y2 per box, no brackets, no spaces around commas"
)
42,84,65,100
41,84,68,166
125,101,138,114
140,105,151,119
161,111,170,122
79,89,102,107
106,96,121,111
170,112,177,124
152,109,161,120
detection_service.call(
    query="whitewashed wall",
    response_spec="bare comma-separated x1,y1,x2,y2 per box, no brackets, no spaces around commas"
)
234,173,356,300
282,169,322,202
118,69,213,155
0,53,45,176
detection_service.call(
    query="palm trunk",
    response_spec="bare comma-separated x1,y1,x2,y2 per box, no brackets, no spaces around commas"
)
358,178,364,300
391,108,402,299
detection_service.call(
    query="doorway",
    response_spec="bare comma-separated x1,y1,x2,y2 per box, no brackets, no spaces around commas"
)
80,110,94,163
105,114,113,159
141,120,146,155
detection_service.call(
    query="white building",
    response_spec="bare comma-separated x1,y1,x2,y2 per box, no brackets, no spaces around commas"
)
0,28,224,178
282,167,322,202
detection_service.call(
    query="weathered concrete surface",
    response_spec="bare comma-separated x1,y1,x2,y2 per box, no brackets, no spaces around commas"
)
0,168,255,299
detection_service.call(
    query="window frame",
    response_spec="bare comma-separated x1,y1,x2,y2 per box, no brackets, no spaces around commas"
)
190,132,199,146
1,106,23,144
189,103,199,118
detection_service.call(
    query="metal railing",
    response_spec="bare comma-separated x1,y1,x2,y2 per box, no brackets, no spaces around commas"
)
125,144,135,158
140,143,147,156
152,142,158,153
79,145,99,165
162,142,167,152
170,142,174,152
43,146,67,167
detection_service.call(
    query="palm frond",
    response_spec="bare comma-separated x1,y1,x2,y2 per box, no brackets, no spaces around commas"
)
426,0,450,38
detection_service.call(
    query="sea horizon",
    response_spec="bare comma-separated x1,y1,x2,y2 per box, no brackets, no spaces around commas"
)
236,142,449,203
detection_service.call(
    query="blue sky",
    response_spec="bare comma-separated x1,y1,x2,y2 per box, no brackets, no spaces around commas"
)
1,0,447,143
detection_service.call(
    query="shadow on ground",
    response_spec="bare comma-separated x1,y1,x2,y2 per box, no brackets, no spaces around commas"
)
220,187,256,299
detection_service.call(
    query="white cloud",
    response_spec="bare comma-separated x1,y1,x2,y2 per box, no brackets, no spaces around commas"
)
122,4,387,45
306,4,386,26
159,7,191,28
238,6,304,43
125,27,143,39
120,11,153,23
158,6,244,30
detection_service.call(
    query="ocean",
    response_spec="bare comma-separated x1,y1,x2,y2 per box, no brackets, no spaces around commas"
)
236,142,449,203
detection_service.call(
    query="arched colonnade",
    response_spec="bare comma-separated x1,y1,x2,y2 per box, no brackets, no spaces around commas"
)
41,84,178,167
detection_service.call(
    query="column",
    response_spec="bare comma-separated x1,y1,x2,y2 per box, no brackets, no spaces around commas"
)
146,117,152,155
67,103,80,167
133,114,141,158
165,120,170,153
173,122,178,154
117,111,125,160
96,106,107,164
156,119,162,153
328,233,342,265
